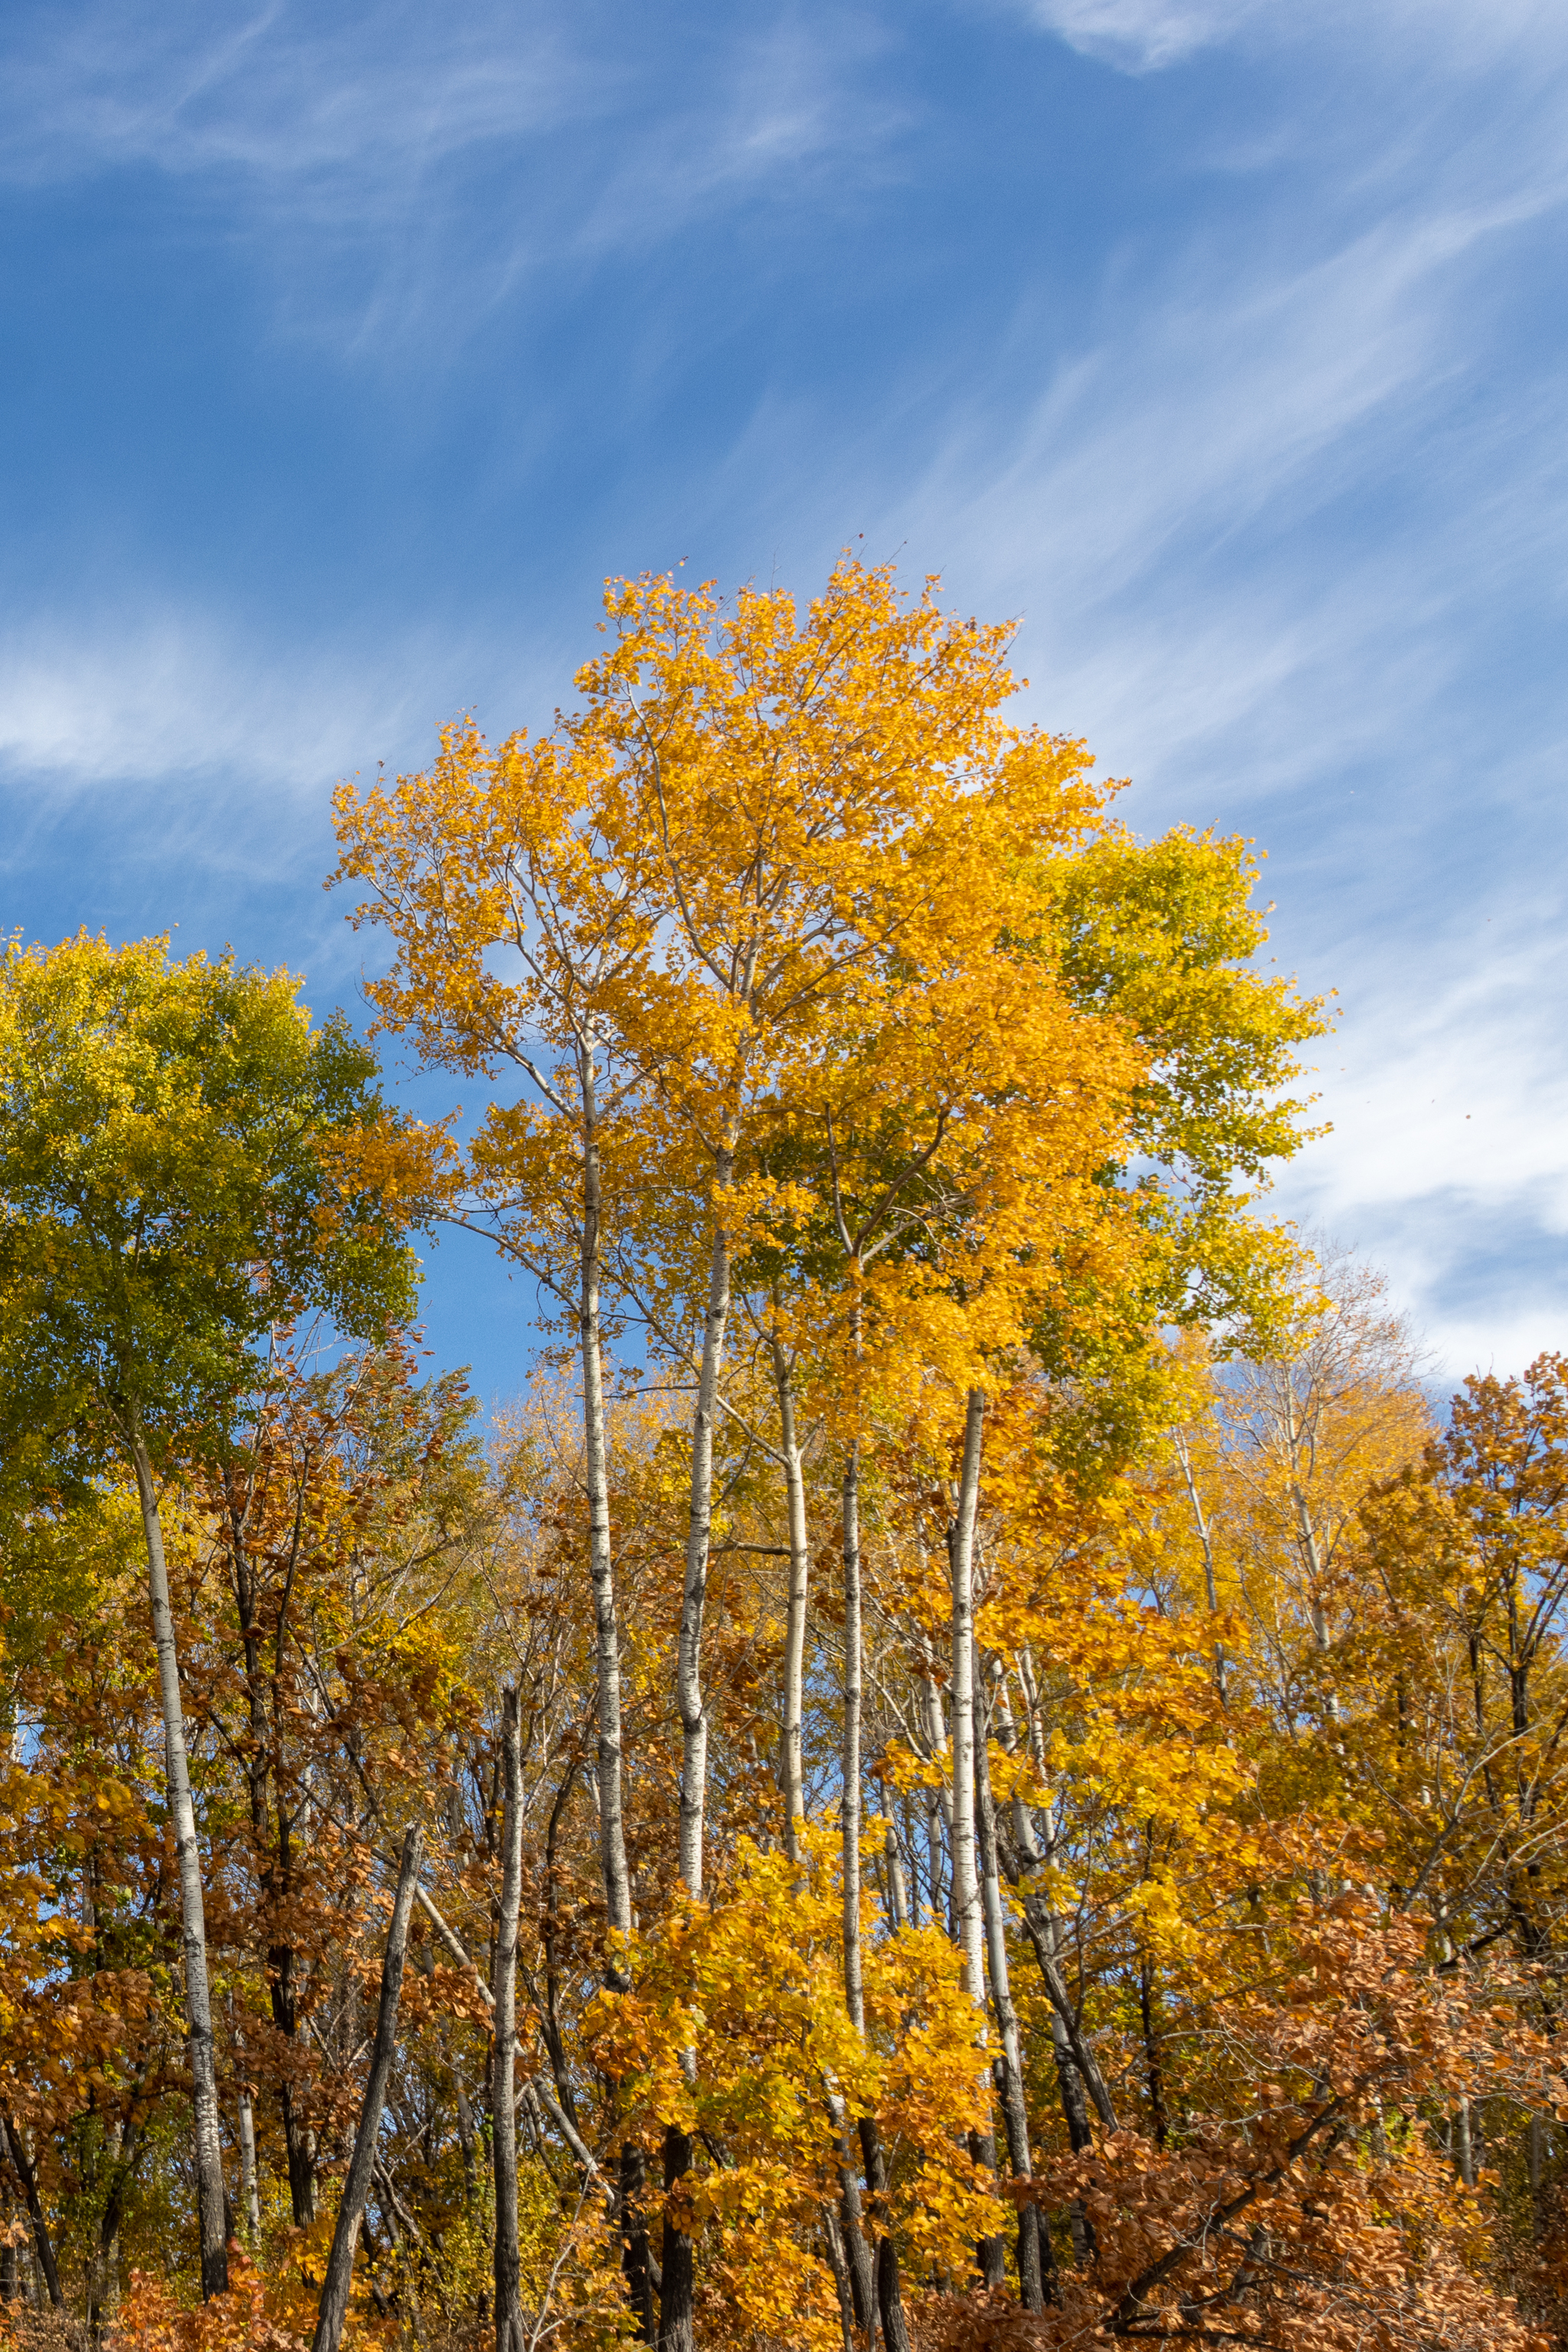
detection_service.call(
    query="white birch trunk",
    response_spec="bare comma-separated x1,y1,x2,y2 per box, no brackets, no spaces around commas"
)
129,1413,228,2299
492,1692,524,2352
677,1151,733,1900
948,1389,1005,2291
841,1441,866,2032
974,1675,1045,2310
773,1337,812,1863
578,1061,634,1975
237,2073,260,2243
948,1390,987,2005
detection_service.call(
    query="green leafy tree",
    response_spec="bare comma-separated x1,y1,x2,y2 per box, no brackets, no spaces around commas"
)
0,933,417,2298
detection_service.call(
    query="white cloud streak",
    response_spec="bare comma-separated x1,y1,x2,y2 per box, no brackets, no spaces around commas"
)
0,0,906,349
1012,0,1263,72
1009,0,1568,77
4,0,1566,1376
827,8,1568,1373
0,615,420,794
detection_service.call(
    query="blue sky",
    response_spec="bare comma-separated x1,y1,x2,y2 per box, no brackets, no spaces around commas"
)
2,0,1565,1399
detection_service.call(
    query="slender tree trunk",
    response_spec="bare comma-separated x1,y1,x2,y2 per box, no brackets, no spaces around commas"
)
1,2118,61,2308
819,2206,857,2352
229,1451,280,2231
918,1669,955,1931
660,1156,734,2352
227,1996,261,2246
826,2093,876,2329
237,2084,260,2243
227,1463,273,1857
619,2146,656,2342
1138,1956,1168,2151
974,1681,1047,2311
263,1537,316,2222
948,1392,986,2003
273,1939,317,2224
580,1073,635,1970
492,1693,525,2352
990,1668,1048,1881
843,1442,867,2034
878,1783,910,1932
946,1390,1004,2288
773,1334,811,1862
89,2112,141,2330
841,1445,911,2352
456,2082,479,2205
677,1173,733,1896
1174,1432,1228,1706
128,1412,229,2299
998,1675,1113,2207
1018,1902,1116,2141
578,1099,654,2341
658,2124,695,2352
312,1823,424,2352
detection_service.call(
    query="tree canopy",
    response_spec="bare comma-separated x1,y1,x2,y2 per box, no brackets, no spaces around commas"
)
0,568,1558,2352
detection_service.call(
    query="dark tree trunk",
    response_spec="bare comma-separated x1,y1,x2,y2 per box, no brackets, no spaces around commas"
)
1,2118,61,2308
858,2118,912,2352
271,1932,317,2225
658,2125,695,2352
311,1824,424,2352
1139,1955,1168,2151
619,2143,655,2341
967,2126,1008,2288
90,2115,144,2331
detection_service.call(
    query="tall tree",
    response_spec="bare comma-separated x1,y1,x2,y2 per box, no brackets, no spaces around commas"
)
0,934,416,2297
334,723,659,2328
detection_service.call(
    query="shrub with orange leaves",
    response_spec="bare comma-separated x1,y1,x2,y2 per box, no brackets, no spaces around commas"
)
916,1903,1555,2352
102,2251,305,2352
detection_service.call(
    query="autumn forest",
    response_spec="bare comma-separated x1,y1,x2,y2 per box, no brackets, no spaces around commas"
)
2,562,1563,2352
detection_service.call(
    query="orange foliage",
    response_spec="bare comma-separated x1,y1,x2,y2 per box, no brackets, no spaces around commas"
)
103,2251,305,2352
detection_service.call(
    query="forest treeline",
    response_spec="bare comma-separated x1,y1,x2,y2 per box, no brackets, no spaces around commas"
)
0,561,1563,2352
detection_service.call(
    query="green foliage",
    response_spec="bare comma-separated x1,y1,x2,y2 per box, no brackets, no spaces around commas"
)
0,932,419,1462
1029,822,1329,1337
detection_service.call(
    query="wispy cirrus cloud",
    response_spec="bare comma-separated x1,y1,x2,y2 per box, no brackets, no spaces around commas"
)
1270,902,1568,1379
0,1,908,343
812,5,1568,1373
1008,0,1568,77
1009,0,1263,72
0,612,424,796
3,0,1565,1386
0,4,579,186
